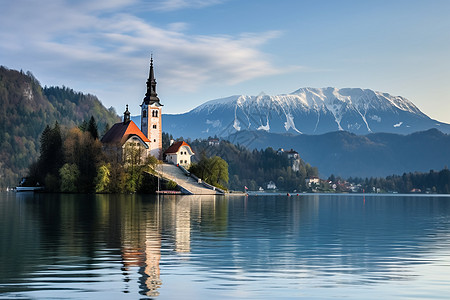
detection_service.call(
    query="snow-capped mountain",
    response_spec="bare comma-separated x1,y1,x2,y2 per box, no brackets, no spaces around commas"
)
163,87,450,138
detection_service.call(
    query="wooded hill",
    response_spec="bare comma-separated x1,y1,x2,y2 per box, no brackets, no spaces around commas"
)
187,138,319,192
0,66,120,188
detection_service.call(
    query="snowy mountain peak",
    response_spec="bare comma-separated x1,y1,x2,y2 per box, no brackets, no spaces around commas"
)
166,87,449,138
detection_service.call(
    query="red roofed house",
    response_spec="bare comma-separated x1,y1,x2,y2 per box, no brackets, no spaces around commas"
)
163,141,195,167
101,105,151,163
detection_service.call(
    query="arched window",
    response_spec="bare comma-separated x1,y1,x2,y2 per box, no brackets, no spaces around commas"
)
152,110,158,118
143,110,147,118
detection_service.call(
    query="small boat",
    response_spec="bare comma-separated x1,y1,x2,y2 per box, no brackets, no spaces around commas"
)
16,186,44,192
16,177,44,192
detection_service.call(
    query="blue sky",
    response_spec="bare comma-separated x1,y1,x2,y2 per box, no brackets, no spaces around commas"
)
1,0,449,122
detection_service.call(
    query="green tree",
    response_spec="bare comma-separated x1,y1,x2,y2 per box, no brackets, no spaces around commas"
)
95,163,111,193
60,163,80,193
87,116,99,140
108,161,126,193
162,132,174,152
208,156,229,189
78,120,88,132
189,155,228,190
64,127,103,192
34,122,64,189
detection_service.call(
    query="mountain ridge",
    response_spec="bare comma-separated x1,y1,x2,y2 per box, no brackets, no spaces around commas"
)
163,87,450,138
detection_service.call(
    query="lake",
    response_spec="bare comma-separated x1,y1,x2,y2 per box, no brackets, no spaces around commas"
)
1,192,450,299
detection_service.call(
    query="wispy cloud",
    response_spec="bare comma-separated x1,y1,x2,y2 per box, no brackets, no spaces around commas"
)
0,0,296,112
149,0,225,12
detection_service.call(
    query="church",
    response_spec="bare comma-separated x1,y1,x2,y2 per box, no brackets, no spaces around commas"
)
101,57,193,165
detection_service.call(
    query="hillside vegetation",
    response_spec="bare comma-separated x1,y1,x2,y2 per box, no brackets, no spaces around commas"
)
0,66,120,188
227,129,450,178
188,138,319,192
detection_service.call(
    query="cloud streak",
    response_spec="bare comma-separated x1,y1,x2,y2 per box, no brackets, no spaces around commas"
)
0,0,306,113
148,0,225,12
0,0,297,113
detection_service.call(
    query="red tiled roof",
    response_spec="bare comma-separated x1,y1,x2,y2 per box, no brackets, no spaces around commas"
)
164,141,193,154
101,121,150,145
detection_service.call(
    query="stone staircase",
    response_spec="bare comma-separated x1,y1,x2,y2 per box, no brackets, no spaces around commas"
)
157,163,224,195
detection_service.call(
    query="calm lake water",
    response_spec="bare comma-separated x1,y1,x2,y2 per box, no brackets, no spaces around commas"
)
1,192,450,299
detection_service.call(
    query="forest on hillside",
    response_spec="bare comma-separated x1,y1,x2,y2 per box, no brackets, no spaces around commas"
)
343,169,450,194
0,66,120,188
162,133,319,192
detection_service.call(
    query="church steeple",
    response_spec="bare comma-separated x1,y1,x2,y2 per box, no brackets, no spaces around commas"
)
143,55,161,105
123,104,131,123
140,55,163,160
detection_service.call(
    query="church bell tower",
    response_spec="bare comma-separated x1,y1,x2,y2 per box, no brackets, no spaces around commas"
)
141,56,163,159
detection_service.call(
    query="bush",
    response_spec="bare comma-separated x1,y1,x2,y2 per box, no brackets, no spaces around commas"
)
166,180,178,191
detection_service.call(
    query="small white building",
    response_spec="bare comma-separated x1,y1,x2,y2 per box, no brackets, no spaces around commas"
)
163,141,195,167
305,176,320,187
208,138,220,146
286,149,299,160
267,181,277,190
305,177,320,187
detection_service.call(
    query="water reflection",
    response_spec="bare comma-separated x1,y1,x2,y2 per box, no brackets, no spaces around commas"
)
1,193,450,299
175,197,191,253
96,194,226,298
115,194,162,297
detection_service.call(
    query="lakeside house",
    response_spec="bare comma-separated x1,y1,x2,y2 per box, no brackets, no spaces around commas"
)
305,176,320,187
267,181,277,190
163,140,195,167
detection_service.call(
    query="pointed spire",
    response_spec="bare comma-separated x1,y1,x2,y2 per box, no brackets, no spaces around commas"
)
149,53,155,83
143,54,161,105
123,104,131,123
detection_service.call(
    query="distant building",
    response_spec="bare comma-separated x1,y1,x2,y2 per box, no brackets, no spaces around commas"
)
305,177,320,187
163,141,195,167
286,149,299,160
284,149,300,171
267,181,277,190
208,138,220,146
277,148,301,170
